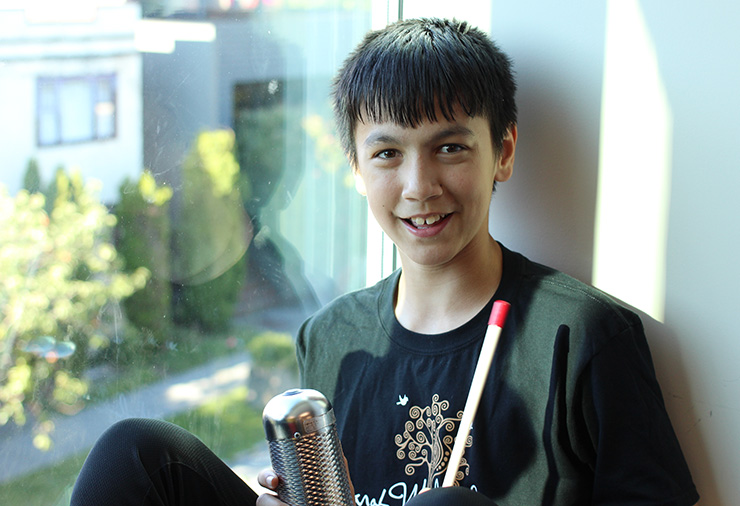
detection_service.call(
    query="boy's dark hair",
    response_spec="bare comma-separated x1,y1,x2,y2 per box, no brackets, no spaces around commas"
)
331,17,517,167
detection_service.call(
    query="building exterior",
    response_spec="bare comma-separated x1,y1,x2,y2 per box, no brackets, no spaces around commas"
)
137,6,371,309
0,1,143,204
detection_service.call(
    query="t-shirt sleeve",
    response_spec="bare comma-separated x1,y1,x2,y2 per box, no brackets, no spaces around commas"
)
577,323,699,505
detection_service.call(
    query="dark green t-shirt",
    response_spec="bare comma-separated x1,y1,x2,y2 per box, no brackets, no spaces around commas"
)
296,244,698,506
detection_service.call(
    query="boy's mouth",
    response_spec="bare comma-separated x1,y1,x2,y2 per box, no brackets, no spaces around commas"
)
406,214,449,229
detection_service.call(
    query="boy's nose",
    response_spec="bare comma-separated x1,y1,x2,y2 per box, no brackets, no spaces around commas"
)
401,157,442,202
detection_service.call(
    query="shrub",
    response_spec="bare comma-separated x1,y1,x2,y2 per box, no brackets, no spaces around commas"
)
171,130,249,332
246,331,297,371
22,158,42,194
245,331,298,407
172,260,245,332
115,171,174,347
0,173,148,446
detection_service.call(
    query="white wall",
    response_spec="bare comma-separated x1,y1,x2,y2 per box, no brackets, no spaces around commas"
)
0,3,142,204
482,1,739,504
401,0,738,503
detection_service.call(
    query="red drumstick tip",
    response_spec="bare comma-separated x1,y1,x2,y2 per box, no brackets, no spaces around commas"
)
488,300,510,328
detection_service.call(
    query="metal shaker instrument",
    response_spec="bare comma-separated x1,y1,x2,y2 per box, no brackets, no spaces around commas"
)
263,388,354,506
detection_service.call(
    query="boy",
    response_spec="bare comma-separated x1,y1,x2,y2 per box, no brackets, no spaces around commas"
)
262,17,698,506
72,18,698,506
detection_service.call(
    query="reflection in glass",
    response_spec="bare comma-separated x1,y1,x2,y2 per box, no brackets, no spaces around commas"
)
0,1,372,502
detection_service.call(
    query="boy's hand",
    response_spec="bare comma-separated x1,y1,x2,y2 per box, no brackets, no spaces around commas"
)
255,455,355,505
256,469,288,506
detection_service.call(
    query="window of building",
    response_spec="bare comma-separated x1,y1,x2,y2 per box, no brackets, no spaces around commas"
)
0,1,449,503
37,74,117,146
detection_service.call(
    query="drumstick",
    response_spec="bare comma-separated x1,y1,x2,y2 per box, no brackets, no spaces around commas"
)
442,300,510,488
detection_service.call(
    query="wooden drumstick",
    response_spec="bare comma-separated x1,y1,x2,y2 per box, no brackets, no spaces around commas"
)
442,300,510,488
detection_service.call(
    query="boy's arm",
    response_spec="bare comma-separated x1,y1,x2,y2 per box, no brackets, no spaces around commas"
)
578,324,699,505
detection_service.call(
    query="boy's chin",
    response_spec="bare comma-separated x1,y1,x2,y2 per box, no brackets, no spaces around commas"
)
398,247,461,269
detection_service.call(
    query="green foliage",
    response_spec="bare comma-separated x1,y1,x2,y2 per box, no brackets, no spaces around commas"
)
246,331,297,371
235,105,286,217
0,383,264,506
302,113,347,176
23,158,42,194
167,385,264,461
0,173,148,444
173,261,245,332
45,166,67,213
0,451,87,506
116,171,174,347
171,130,248,331
234,103,305,217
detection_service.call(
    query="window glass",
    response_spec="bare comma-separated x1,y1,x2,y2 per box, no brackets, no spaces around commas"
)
59,78,95,143
37,80,59,146
36,75,116,146
95,77,116,139
0,1,375,502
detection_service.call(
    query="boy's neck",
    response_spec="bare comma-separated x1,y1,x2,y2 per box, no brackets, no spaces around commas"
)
394,236,503,335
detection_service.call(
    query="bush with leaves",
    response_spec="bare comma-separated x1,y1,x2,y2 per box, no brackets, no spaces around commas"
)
171,130,248,332
22,158,42,194
0,172,148,448
116,171,174,347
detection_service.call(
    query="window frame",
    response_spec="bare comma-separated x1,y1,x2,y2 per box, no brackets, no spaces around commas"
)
36,73,118,147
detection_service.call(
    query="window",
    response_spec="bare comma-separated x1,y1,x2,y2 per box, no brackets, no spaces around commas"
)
2,2,378,502
37,74,117,146
0,1,480,503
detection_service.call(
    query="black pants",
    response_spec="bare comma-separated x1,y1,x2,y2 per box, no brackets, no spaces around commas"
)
71,418,497,506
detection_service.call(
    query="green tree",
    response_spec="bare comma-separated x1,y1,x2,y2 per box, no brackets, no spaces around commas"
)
22,158,42,194
116,171,174,347
171,130,248,331
0,174,148,448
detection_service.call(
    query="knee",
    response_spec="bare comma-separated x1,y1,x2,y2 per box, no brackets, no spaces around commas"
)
87,417,181,465
96,417,167,448
72,418,176,505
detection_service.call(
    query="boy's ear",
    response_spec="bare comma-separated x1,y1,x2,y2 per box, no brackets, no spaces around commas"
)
353,170,367,196
494,125,517,183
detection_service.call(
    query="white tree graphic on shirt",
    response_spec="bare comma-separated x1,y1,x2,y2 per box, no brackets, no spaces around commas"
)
394,394,471,486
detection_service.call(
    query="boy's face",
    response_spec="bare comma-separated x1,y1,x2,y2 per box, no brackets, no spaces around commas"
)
353,104,516,270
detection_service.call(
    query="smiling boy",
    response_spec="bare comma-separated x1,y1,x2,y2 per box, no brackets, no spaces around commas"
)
72,17,698,506
352,106,514,334
263,17,699,506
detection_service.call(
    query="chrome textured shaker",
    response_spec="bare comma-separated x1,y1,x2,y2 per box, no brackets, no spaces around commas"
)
263,389,354,506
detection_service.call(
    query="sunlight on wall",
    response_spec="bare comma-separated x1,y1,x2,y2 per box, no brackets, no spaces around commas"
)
135,19,217,54
593,0,672,322
403,0,491,33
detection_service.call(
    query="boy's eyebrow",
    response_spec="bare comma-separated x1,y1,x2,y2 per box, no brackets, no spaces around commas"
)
362,132,399,147
430,125,476,142
361,125,476,147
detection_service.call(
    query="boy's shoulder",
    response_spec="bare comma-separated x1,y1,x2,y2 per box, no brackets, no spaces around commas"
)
502,245,643,334
299,271,398,336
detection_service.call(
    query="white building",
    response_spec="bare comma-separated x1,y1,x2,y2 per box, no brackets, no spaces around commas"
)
0,0,143,204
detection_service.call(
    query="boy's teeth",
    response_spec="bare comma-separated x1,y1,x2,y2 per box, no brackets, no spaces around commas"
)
410,214,443,226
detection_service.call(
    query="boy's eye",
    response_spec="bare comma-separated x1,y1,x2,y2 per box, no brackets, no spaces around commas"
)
440,144,464,154
375,149,399,159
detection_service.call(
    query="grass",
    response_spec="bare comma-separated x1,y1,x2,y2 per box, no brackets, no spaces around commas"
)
84,325,259,402
0,325,293,506
0,453,87,506
0,384,267,506
168,385,266,460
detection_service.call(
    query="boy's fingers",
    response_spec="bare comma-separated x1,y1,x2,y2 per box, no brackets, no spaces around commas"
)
257,468,279,490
